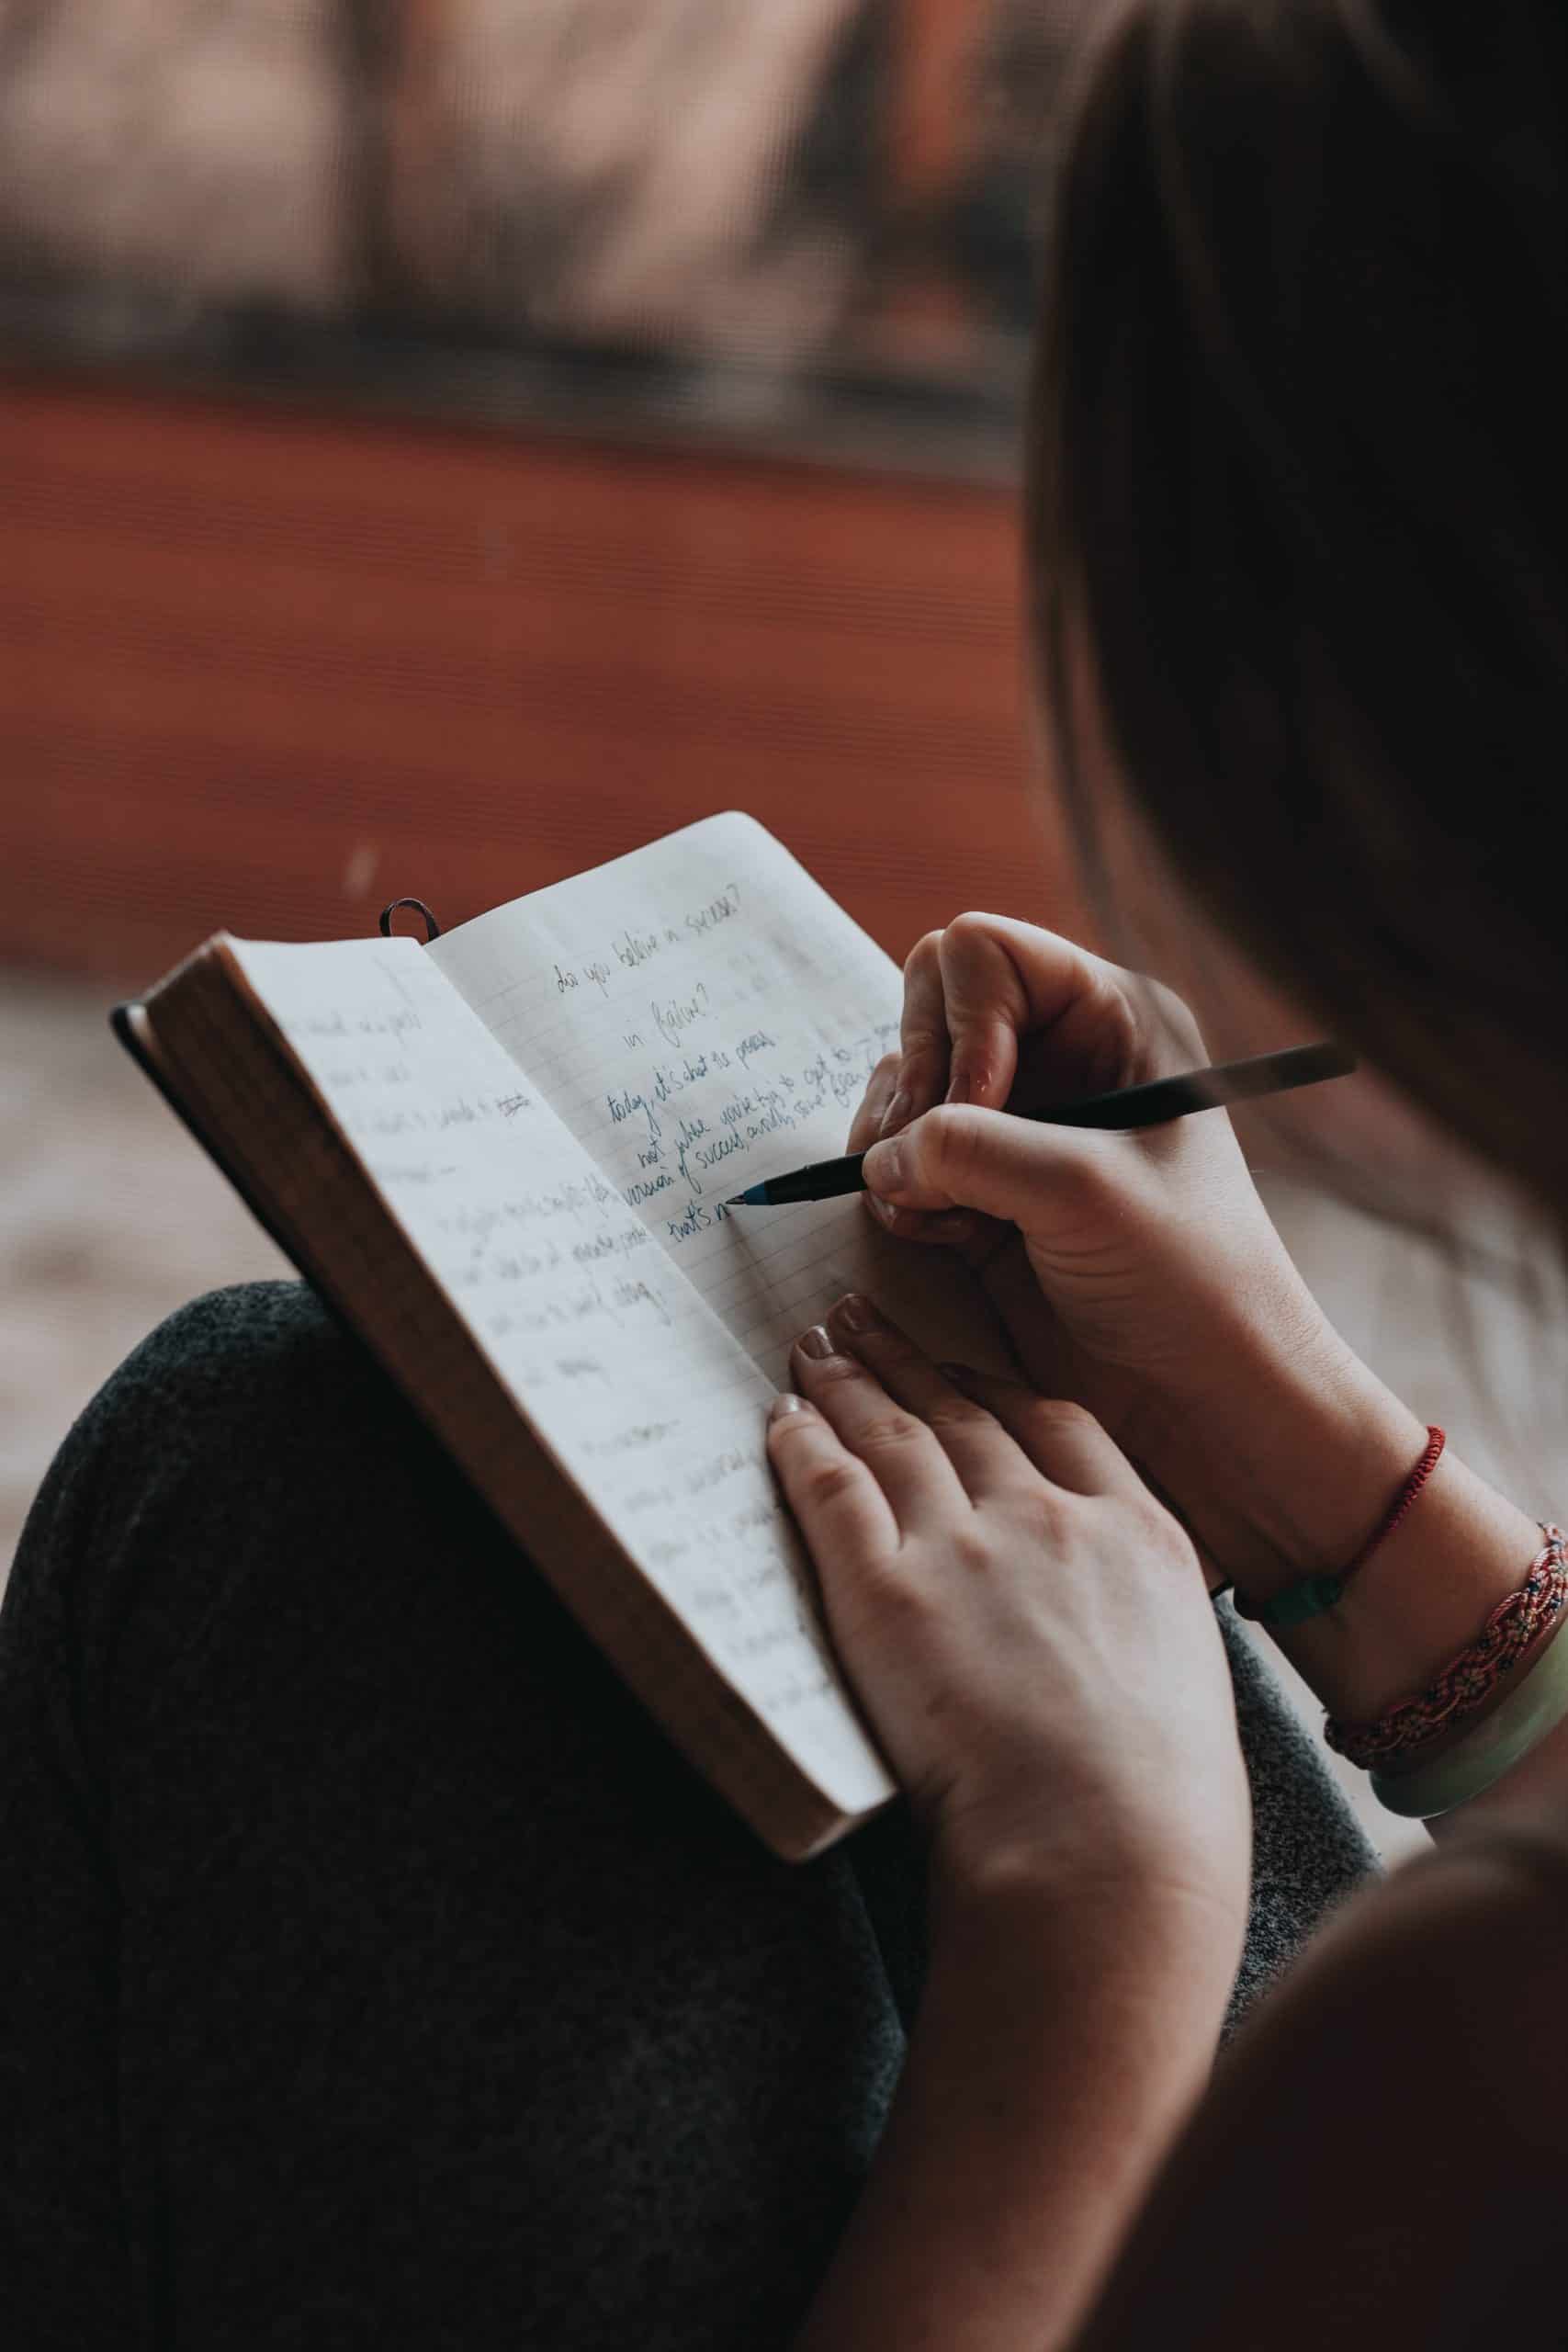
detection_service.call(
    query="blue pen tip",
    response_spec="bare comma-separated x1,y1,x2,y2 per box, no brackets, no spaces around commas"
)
726,1182,769,1206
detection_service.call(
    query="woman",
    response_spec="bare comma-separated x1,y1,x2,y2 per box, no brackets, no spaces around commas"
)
5,0,1564,2344
789,1,1568,2340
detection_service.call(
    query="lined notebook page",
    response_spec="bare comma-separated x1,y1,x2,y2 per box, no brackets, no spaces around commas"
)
225,934,893,1818
427,811,1012,1387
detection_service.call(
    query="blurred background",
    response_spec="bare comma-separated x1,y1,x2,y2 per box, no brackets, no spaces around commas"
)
4,0,1565,1860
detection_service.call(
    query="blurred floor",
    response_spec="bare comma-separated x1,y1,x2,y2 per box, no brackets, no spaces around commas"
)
0,965,288,1585
6,962,1568,1868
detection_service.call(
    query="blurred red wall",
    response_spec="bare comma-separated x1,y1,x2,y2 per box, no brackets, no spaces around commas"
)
0,373,1079,988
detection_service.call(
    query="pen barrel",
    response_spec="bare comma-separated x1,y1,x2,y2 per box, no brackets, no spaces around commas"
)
1036,1042,1356,1130
742,1041,1354,1202
758,1151,866,1204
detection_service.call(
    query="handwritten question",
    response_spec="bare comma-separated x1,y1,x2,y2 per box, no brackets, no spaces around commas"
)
554,881,741,997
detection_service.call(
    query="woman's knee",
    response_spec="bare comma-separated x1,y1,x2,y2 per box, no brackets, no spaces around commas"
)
8,1281,488,1743
73,1278,413,1490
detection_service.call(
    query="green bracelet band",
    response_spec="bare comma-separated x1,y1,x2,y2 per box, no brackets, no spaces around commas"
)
1369,1613,1568,1818
1233,1427,1449,1631
1233,1571,1346,1629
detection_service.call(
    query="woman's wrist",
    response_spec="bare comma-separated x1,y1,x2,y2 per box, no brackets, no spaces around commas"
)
1269,1448,1543,1725
1136,1306,1543,1724
795,1876,1226,2352
928,1813,1248,1991
1134,1296,1425,1596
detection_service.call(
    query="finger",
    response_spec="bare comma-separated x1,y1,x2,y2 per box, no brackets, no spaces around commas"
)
824,1293,1015,1498
1008,964,1206,1115
862,1197,983,1249
862,1101,1120,1229
936,913,1135,1108
1139,1460,1229,1594
883,931,952,1137
852,1037,975,1246
790,1322,970,1527
940,1367,1141,1499
765,1394,899,1564
845,1053,900,1156
936,913,1026,1109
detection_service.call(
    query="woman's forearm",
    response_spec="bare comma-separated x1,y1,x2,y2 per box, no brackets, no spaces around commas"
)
1139,1310,1544,1729
1136,1306,1568,1831
1264,1426,1541,1732
794,1870,1237,2352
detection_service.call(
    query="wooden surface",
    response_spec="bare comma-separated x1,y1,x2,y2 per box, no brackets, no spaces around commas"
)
0,372,1074,989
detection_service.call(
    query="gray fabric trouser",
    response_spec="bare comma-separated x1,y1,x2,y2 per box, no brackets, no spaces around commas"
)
0,1279,1378,2350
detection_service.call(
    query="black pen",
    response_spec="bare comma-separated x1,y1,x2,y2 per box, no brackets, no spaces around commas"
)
724,1041,1356,1207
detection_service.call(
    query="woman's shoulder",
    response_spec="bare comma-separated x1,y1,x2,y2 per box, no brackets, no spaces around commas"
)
1402,1801,1568,1905
1366,1804,1568,2045
1249,1803,1568,2192
1443,1807,1568,1897
1300,1803,1568,2041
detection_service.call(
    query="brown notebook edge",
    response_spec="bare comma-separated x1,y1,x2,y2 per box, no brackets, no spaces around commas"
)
111,945,891,1862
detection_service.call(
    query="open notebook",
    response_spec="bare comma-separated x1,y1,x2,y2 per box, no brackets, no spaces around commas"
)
114,812,1013,1859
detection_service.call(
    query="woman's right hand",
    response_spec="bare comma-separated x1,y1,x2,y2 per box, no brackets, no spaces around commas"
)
848,914,1425,1590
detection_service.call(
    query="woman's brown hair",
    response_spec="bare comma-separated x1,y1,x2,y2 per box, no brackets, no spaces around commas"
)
1027,0,1568,1210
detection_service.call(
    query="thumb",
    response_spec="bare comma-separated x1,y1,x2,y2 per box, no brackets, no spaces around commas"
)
861,1104,1114,1234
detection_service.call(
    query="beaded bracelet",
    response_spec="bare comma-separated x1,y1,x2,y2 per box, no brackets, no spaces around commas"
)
1360,1598,1568,1779
1231,1426,1446,1630
1325,1524,1568,1770
1370,1604,1568,1819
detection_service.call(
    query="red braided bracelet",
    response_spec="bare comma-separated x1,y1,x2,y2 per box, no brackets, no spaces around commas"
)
1234,1426,1447,1628
1352,1424,1448,1569
1364,1600,1568,1781
1325,1525,1568,1768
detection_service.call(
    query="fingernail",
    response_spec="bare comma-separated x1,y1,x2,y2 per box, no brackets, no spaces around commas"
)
769,1391,809,1419
879,1089,911,1138
834,1292,880,1333
946,1068,970,1106
863,1136,905,1195
796,1324,836,1360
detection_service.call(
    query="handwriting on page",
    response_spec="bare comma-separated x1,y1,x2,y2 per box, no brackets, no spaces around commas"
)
225,935,893,1809
550,877,743,998
427,816,1015,1387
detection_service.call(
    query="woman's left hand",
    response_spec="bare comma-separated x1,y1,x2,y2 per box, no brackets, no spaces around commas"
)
768,1292,1252,1941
